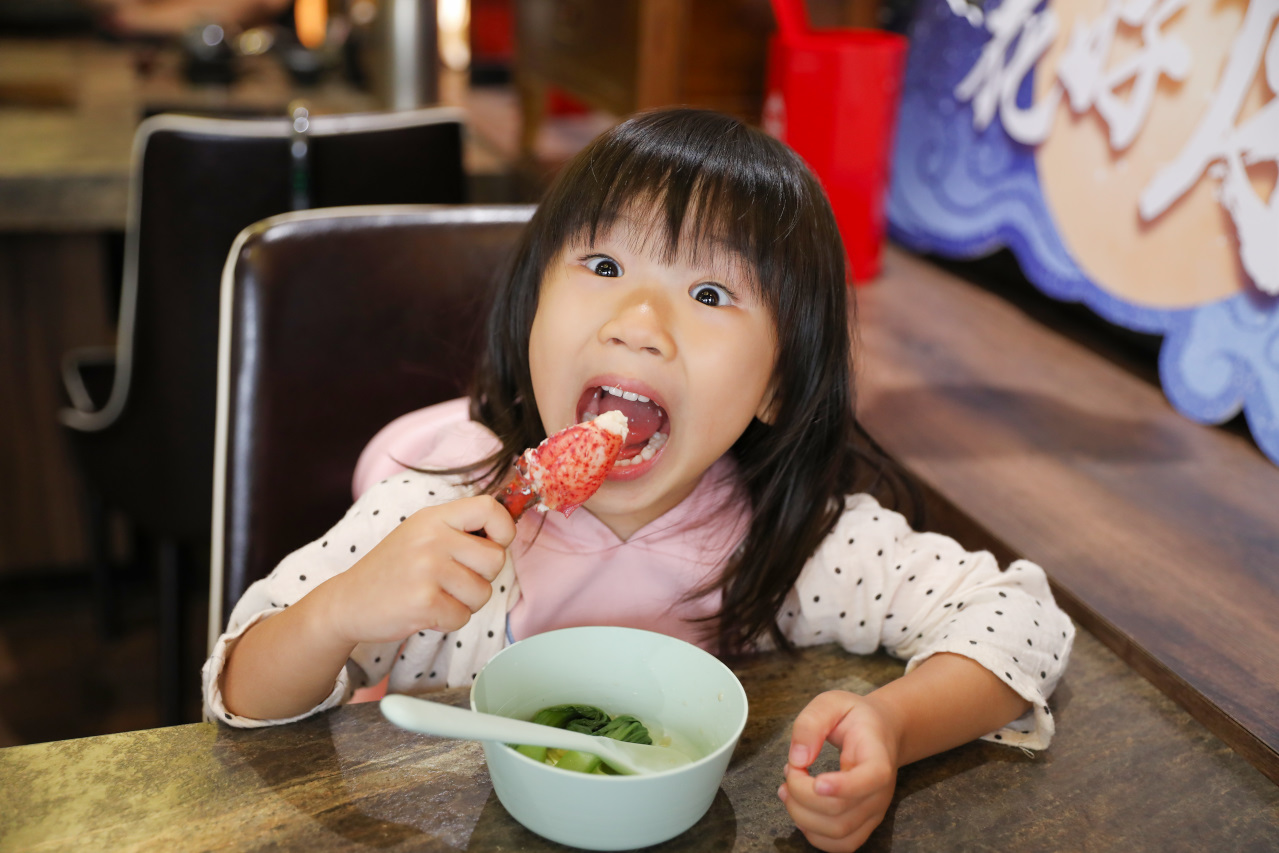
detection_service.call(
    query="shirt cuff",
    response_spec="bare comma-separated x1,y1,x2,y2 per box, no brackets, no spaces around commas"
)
202,608,353,728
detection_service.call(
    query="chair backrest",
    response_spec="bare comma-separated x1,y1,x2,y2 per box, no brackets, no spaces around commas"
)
210,204,536,647
62,108,466,542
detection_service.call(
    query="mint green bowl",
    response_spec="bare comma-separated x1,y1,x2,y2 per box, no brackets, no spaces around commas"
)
470,626,749,851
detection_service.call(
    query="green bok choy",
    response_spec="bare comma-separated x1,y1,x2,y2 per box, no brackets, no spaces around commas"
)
513,704,653,774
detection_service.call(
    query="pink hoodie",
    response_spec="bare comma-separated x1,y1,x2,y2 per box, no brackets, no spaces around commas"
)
352,398,750,650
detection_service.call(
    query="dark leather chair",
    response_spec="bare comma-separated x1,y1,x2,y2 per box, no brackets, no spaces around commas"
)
209,204,535,655
58,108,468,723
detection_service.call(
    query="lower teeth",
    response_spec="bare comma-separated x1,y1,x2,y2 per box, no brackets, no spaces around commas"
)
613,431,667,467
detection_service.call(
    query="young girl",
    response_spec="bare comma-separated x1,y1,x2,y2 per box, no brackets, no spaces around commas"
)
204,108,1073,852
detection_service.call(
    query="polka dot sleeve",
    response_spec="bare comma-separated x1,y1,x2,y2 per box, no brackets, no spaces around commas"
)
202,470,467,727
780,494,1075,750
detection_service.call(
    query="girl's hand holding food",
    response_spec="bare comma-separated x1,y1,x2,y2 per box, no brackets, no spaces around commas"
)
779,690,902,852
316,495,517,646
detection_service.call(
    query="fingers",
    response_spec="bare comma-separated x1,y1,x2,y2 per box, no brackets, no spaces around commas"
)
416,583,475,634
437,495,518,547
402,496,513,582
780,696,897,852
818,732,895,800
793,823,877,853
440,525,509,582
809,762,894,804
781,761,890,817
783,722,894,814
779,766,887,852
401,555,496,634
435,557,497,614
788,690,857,769
419,498,514,619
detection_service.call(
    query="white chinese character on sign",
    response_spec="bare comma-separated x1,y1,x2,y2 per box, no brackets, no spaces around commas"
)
1140,0,1279,294
946,0,986,26
954,0,1063,144
1056,0,1191,151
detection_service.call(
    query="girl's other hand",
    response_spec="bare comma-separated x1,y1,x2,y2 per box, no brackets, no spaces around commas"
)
316,495,516,647
778,690,903,852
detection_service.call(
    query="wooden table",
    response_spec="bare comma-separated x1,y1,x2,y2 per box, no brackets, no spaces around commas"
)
857,247,1279,785
2,636,1276,850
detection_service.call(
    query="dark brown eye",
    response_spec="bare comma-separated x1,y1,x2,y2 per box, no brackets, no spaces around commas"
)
587,257,621,277
691,283,731,306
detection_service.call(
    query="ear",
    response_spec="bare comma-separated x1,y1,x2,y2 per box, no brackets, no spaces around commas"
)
755,381,779,425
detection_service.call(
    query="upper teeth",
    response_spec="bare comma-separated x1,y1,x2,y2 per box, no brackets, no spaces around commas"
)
602,385,650,403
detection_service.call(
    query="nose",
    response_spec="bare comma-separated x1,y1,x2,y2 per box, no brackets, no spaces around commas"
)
598,287,676,359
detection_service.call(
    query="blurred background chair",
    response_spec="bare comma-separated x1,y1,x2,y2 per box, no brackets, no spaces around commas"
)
58,107,468,724
209,203,534,660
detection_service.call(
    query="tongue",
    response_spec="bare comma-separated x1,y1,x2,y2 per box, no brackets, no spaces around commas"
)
607,397,662,447
579,389,663,447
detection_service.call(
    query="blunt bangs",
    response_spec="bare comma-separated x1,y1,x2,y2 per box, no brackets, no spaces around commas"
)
534,109,833,311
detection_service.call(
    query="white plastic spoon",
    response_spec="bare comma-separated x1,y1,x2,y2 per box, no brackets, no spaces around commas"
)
379,694,693,775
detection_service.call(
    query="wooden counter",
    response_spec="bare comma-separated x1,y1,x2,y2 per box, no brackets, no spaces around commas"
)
0,41,136,231
857,246,1279,785
0,38,381,232
513,0,774,156
1,636,1276,850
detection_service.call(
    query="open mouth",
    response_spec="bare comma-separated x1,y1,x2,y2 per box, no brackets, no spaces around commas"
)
576,385,669,468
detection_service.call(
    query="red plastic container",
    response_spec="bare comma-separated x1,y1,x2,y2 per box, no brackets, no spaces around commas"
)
763,15,908,284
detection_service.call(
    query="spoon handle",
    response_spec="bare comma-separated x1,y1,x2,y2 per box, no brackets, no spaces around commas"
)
380,694,694,774
380,694,603,753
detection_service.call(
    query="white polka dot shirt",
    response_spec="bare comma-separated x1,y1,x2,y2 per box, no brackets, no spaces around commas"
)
203,474,1073,750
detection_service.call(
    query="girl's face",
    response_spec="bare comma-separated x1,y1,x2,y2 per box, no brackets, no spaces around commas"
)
527,214,778,541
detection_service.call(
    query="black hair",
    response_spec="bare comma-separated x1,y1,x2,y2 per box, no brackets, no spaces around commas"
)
465,107,918,654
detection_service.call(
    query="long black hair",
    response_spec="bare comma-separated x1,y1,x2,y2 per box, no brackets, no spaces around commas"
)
465,107,917,654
